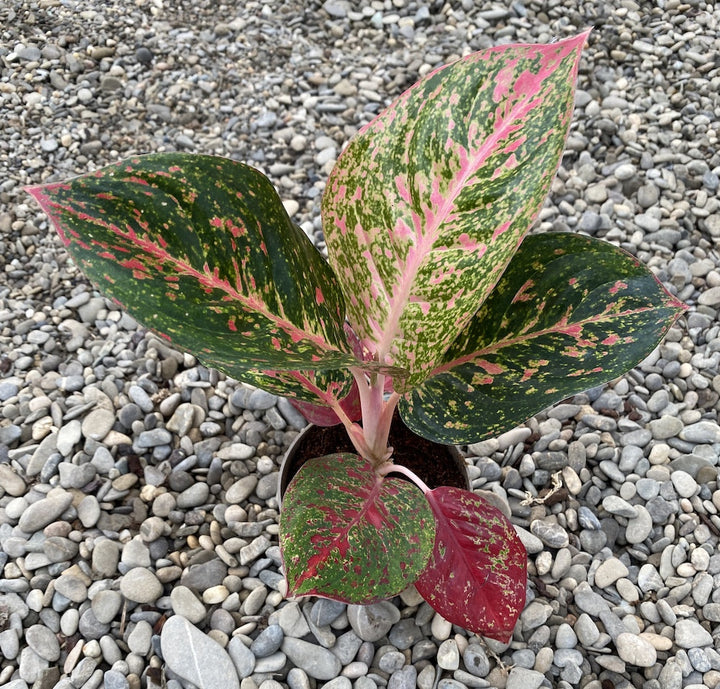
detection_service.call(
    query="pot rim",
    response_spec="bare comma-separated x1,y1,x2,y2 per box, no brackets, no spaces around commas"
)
276,422,469,507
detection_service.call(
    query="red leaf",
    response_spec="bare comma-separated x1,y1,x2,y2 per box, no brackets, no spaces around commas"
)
415,487,527,642
289,381,362,426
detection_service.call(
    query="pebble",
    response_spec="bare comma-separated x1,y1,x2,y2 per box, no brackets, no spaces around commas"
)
594,557,629,588
119,569,163,604
506,667,545,689
616,632,657,667
675,619,714,648
161,616,239,689
437,639,459,670
347,602,400,642
281,638,342,680
17,492,73,532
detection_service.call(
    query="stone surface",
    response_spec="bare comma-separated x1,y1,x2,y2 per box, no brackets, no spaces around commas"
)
161,616,239,689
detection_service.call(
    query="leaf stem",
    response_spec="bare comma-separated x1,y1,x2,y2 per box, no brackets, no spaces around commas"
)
377,462,431,494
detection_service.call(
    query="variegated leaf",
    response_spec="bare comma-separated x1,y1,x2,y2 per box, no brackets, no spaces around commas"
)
400,233,687,443
415,487,527,642
280,454,435,602
323,32,590,389
236,368,360,410
28,154,359,385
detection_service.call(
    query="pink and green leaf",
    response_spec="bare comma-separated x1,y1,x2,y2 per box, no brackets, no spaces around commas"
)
400,232,687,443
279,453,435,602
28,154,359,383
414,487,527,642
323,32,590,389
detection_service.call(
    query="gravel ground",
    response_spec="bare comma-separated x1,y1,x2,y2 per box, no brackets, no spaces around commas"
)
1,1,720,689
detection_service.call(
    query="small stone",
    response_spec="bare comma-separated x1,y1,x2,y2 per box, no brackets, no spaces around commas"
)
614,162,636,180
601,495,637,518
675,619,713,648
625,505,653,544
573,582,610,615
649,415,683,439
574,614,599,646
505,667,545,689
437,639,459,670
91,590,122,624
92,539,120,577
161,616,240,689
228,637,255,678
529,520,569,548
77,495,101,528
176,482,210,509
169,587,207,625
462,645,490,677
281,638,342,680
251,624,284,658
226,476,258,503
670,470,698,498
378,650,405,673
347,602,400,642
594,557,629,588
119,568,163,604
103,670,129,689
81,408,115,441
127,621,153,655
310,599,346,627
680,421,720,443
25,625,61,661
18,492,73,532
555,623,577,649
615,632,657,667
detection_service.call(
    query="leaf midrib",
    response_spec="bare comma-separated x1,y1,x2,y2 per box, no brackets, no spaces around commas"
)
374,89,539,365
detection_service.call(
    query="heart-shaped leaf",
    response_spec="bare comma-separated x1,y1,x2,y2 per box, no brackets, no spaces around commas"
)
28,154,358,385
280,454,435,602
400,232,687,443
414,487,527,642
323,32,590,389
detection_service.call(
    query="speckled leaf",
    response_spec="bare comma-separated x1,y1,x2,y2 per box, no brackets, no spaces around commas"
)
280,453,435,602
415,487,526,642
28,154,358,388
400,233,687,443
235,367,360,410
323,32,590,389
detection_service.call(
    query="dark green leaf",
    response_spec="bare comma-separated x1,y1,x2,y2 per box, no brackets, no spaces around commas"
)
28,154,357,385
400,233,686,443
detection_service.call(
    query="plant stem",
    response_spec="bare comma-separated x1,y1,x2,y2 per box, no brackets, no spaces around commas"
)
349,368,400,465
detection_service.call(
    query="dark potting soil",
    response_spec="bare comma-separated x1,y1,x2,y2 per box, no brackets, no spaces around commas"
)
282,411,468,492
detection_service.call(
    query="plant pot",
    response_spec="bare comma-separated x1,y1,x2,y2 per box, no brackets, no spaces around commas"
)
277,411,469,504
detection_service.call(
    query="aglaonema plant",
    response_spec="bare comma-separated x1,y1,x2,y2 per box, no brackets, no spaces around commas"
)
28,30,685,642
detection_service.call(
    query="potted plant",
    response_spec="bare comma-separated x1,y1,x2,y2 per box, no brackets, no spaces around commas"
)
27,30,685,642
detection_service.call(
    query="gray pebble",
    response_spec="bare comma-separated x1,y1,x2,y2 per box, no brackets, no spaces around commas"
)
281,637,341,680
251,624,284,658
119,568,163,604
388,665,416,689
530,520,569,548
161,615,240,689
347,602,400,642
227,636,255,678
18,492,73,533
462,645,490,677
